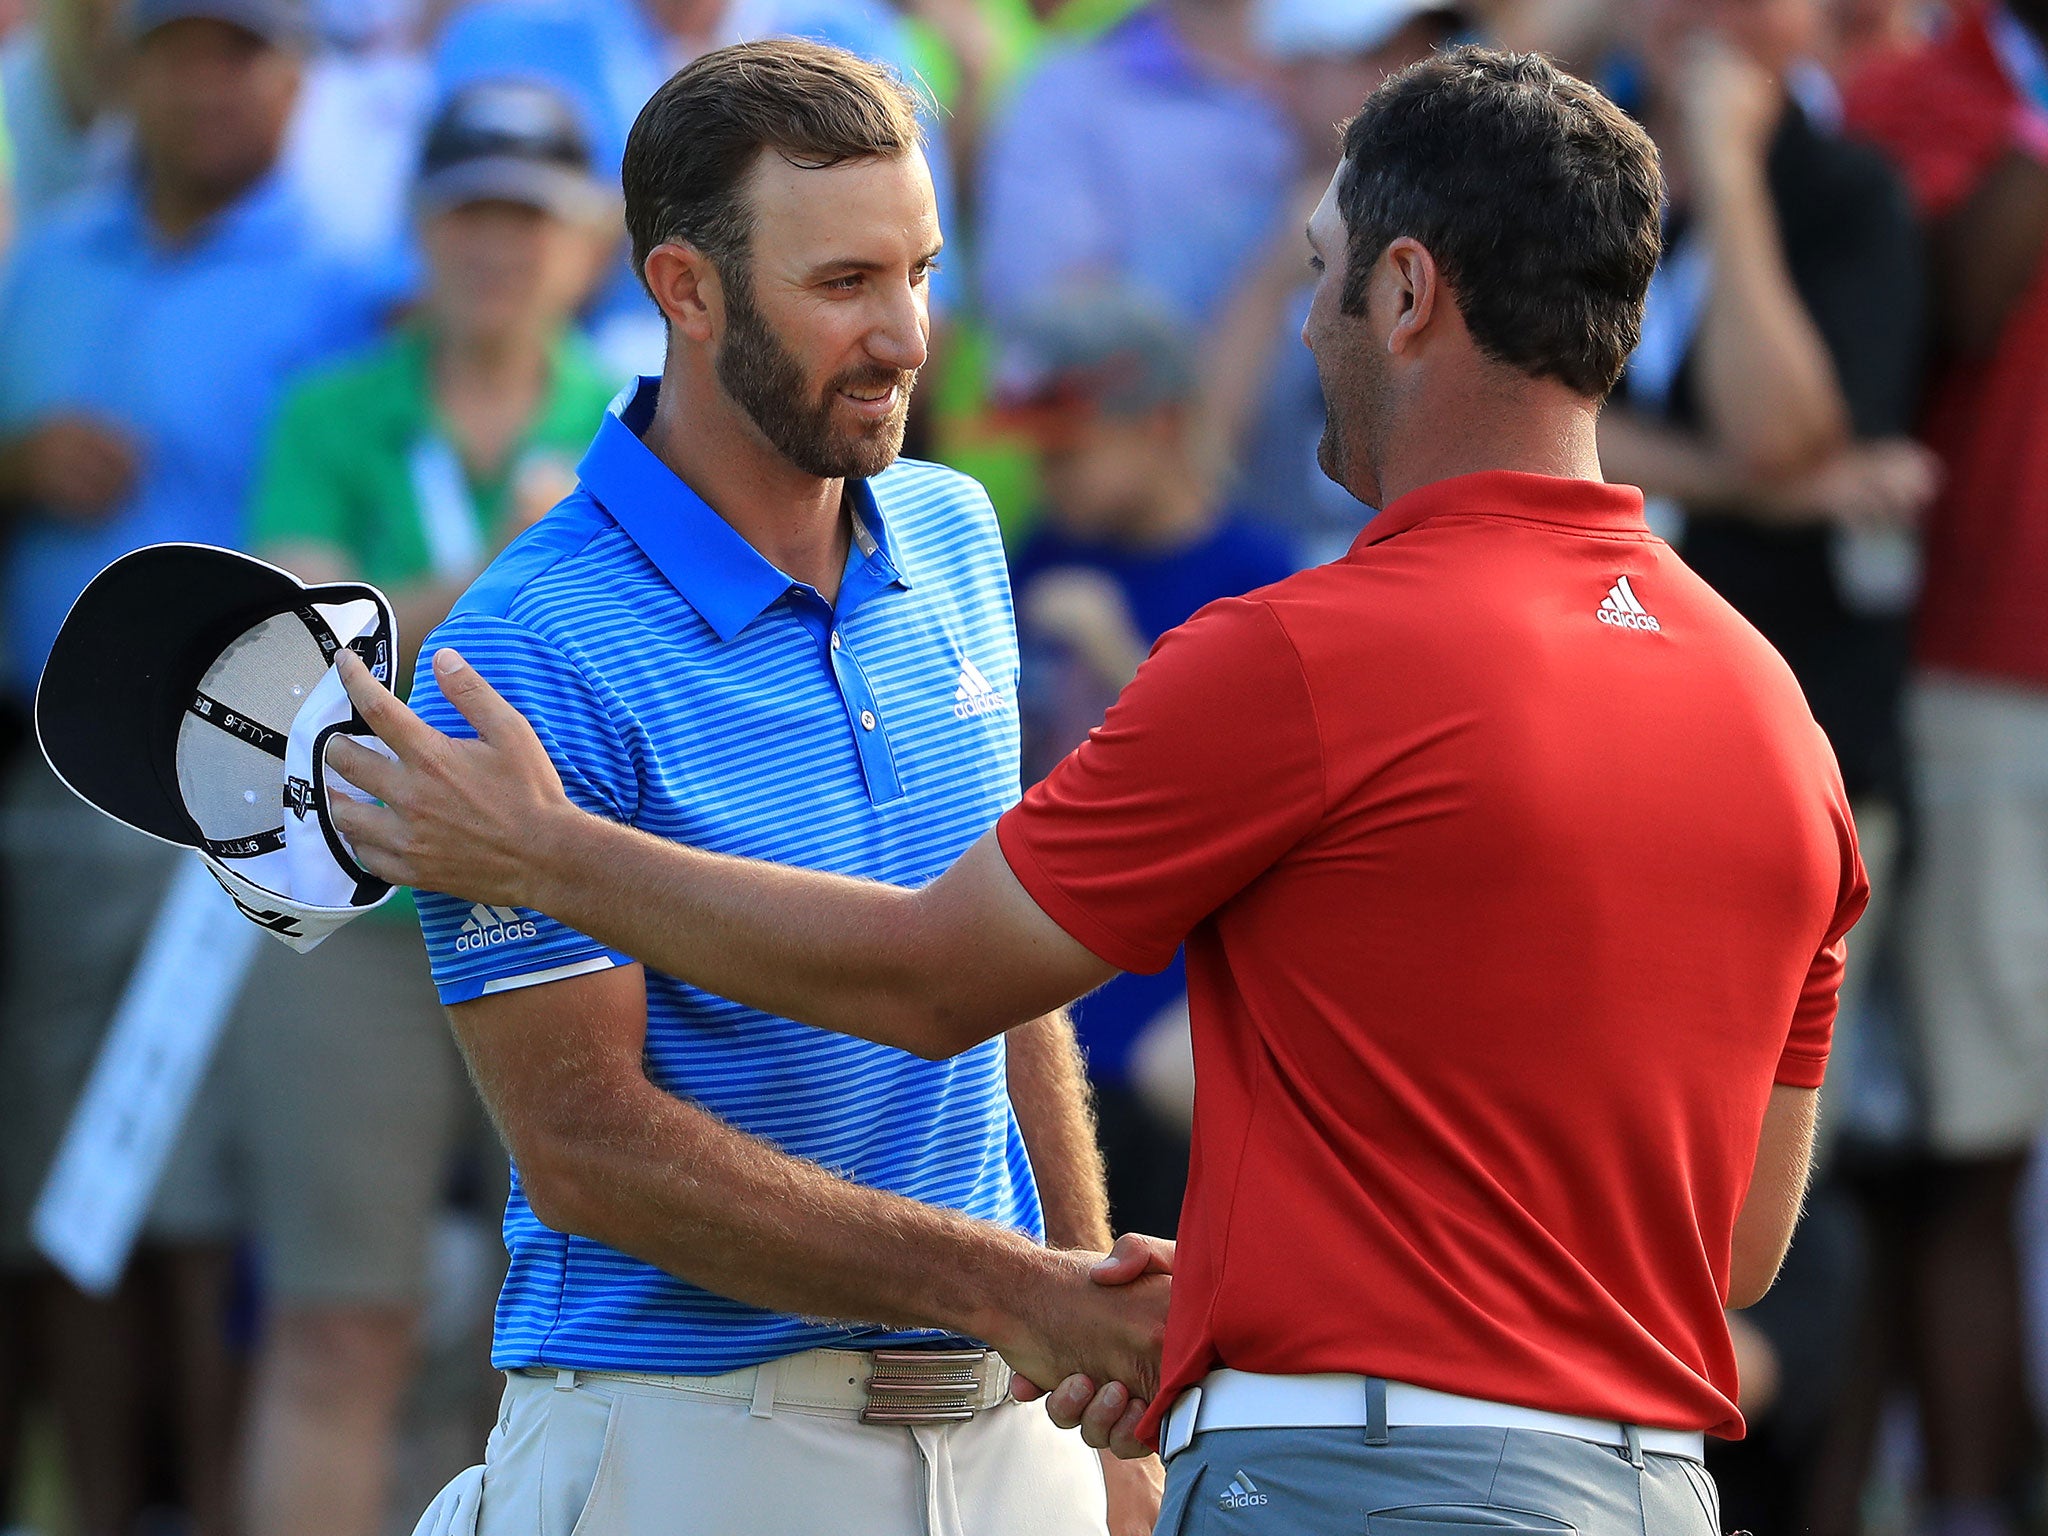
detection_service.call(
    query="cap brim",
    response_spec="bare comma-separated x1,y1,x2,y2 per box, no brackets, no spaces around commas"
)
37,543,308,848
1264,2,1462,58
414,159,612,223
201,854,398,955
131,0,310,48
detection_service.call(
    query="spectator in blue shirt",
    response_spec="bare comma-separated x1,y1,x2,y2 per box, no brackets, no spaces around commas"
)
0,4,381,1533
998,288,1296,1238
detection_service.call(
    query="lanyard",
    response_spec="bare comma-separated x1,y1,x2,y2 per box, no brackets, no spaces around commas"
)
1992,5,2048,112
407,435,489,585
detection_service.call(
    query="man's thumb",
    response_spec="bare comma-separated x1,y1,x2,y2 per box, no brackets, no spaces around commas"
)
1090,1233,1175,1285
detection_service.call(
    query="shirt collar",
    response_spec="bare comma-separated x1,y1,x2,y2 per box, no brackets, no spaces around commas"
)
1349,470,1649,554
575,377,910,642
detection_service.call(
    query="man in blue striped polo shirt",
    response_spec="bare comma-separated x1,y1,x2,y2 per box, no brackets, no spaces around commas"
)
399,39,1164,1536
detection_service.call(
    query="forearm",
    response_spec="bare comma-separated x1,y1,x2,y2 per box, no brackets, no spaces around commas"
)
1599,411,1744,507
1728,1084,1818,1307
1692,163,1850,476
1007,1012,1112,1251
528,1074,1067,1342
527,814,1056,1057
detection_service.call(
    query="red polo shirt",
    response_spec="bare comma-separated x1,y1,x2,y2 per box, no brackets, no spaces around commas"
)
1846,5,2048,688
998,472,1866,1442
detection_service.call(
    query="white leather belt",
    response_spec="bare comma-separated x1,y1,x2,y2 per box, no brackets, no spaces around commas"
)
526,1346,1012,1424
1161,1370,1706,1464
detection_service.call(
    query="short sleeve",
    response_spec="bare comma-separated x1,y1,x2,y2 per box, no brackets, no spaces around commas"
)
996,597,1323,974
1778,793,1872,1089
412,612,640,1005
249,376,353,559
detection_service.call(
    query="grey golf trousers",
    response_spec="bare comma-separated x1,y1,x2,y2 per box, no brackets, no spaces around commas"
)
1159,1424,1721,1536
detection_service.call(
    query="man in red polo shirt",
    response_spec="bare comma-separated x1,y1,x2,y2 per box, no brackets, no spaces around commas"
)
331,47,1867,1535
1846,11,2048,1534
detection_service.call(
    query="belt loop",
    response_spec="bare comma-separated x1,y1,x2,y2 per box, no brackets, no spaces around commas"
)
750,1358,780,1420
1160,1386,1201,1463
1623,1425,1645,1470
1365,1377,1390,1446
554,1369,577,1392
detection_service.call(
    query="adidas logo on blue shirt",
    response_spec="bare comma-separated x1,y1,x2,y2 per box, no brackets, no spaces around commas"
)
455,902,538,952
952,656,1007,720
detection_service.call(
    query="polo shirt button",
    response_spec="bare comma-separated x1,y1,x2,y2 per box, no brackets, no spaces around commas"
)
831,632,842,650
860,710,877,731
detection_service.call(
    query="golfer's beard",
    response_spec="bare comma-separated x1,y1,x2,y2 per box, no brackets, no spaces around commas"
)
1317,345,1388,502
717,281,916,480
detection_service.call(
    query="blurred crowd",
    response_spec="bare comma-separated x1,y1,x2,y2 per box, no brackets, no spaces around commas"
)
0,0,2039,1533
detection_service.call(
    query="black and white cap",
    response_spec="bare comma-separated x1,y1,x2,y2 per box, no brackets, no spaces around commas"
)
36,544,401,952
414,79,611,223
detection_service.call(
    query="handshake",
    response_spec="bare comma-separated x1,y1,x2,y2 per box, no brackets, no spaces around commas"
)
988,1233,1175,1461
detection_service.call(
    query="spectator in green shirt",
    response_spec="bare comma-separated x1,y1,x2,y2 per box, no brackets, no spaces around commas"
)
256,79,619,683
227,79,616,1536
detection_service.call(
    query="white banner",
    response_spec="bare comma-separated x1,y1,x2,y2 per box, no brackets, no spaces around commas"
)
32,855,261,1294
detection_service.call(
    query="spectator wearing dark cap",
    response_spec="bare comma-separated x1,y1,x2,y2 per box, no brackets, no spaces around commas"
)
209,80,618,1536
1001,289,1295,1235
0,2,382,1532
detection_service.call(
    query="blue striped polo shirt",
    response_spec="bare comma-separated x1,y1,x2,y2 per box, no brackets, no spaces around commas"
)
411,378,1043,1373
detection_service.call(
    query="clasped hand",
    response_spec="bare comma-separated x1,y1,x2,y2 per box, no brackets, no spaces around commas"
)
1001,1234,1174,1460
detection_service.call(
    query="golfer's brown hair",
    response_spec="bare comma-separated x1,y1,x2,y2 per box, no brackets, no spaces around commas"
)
622,38,925,295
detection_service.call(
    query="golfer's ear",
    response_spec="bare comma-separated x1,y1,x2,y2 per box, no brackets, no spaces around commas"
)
1383,237,1439,357
643,241,719,344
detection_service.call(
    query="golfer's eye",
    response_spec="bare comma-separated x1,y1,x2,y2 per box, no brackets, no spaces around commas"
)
912,259,939,286
1308,254,1326,275
824,274,864,293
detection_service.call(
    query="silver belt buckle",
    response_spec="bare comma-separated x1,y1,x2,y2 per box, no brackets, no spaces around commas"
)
860,1348,988,1425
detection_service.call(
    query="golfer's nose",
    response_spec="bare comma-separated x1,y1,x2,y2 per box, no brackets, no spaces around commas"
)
867,279,929,374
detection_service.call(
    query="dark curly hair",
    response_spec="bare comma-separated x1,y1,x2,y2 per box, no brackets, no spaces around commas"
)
1338,47,1664,398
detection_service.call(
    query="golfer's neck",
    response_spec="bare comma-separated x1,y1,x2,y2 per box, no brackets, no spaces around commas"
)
647,366,851,602
1371,376,1604,509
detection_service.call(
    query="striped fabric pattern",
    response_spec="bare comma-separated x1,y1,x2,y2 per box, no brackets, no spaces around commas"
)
412,381,1042,1373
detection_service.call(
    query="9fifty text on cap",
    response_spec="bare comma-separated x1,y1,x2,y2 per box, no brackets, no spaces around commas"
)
36,544,402,952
